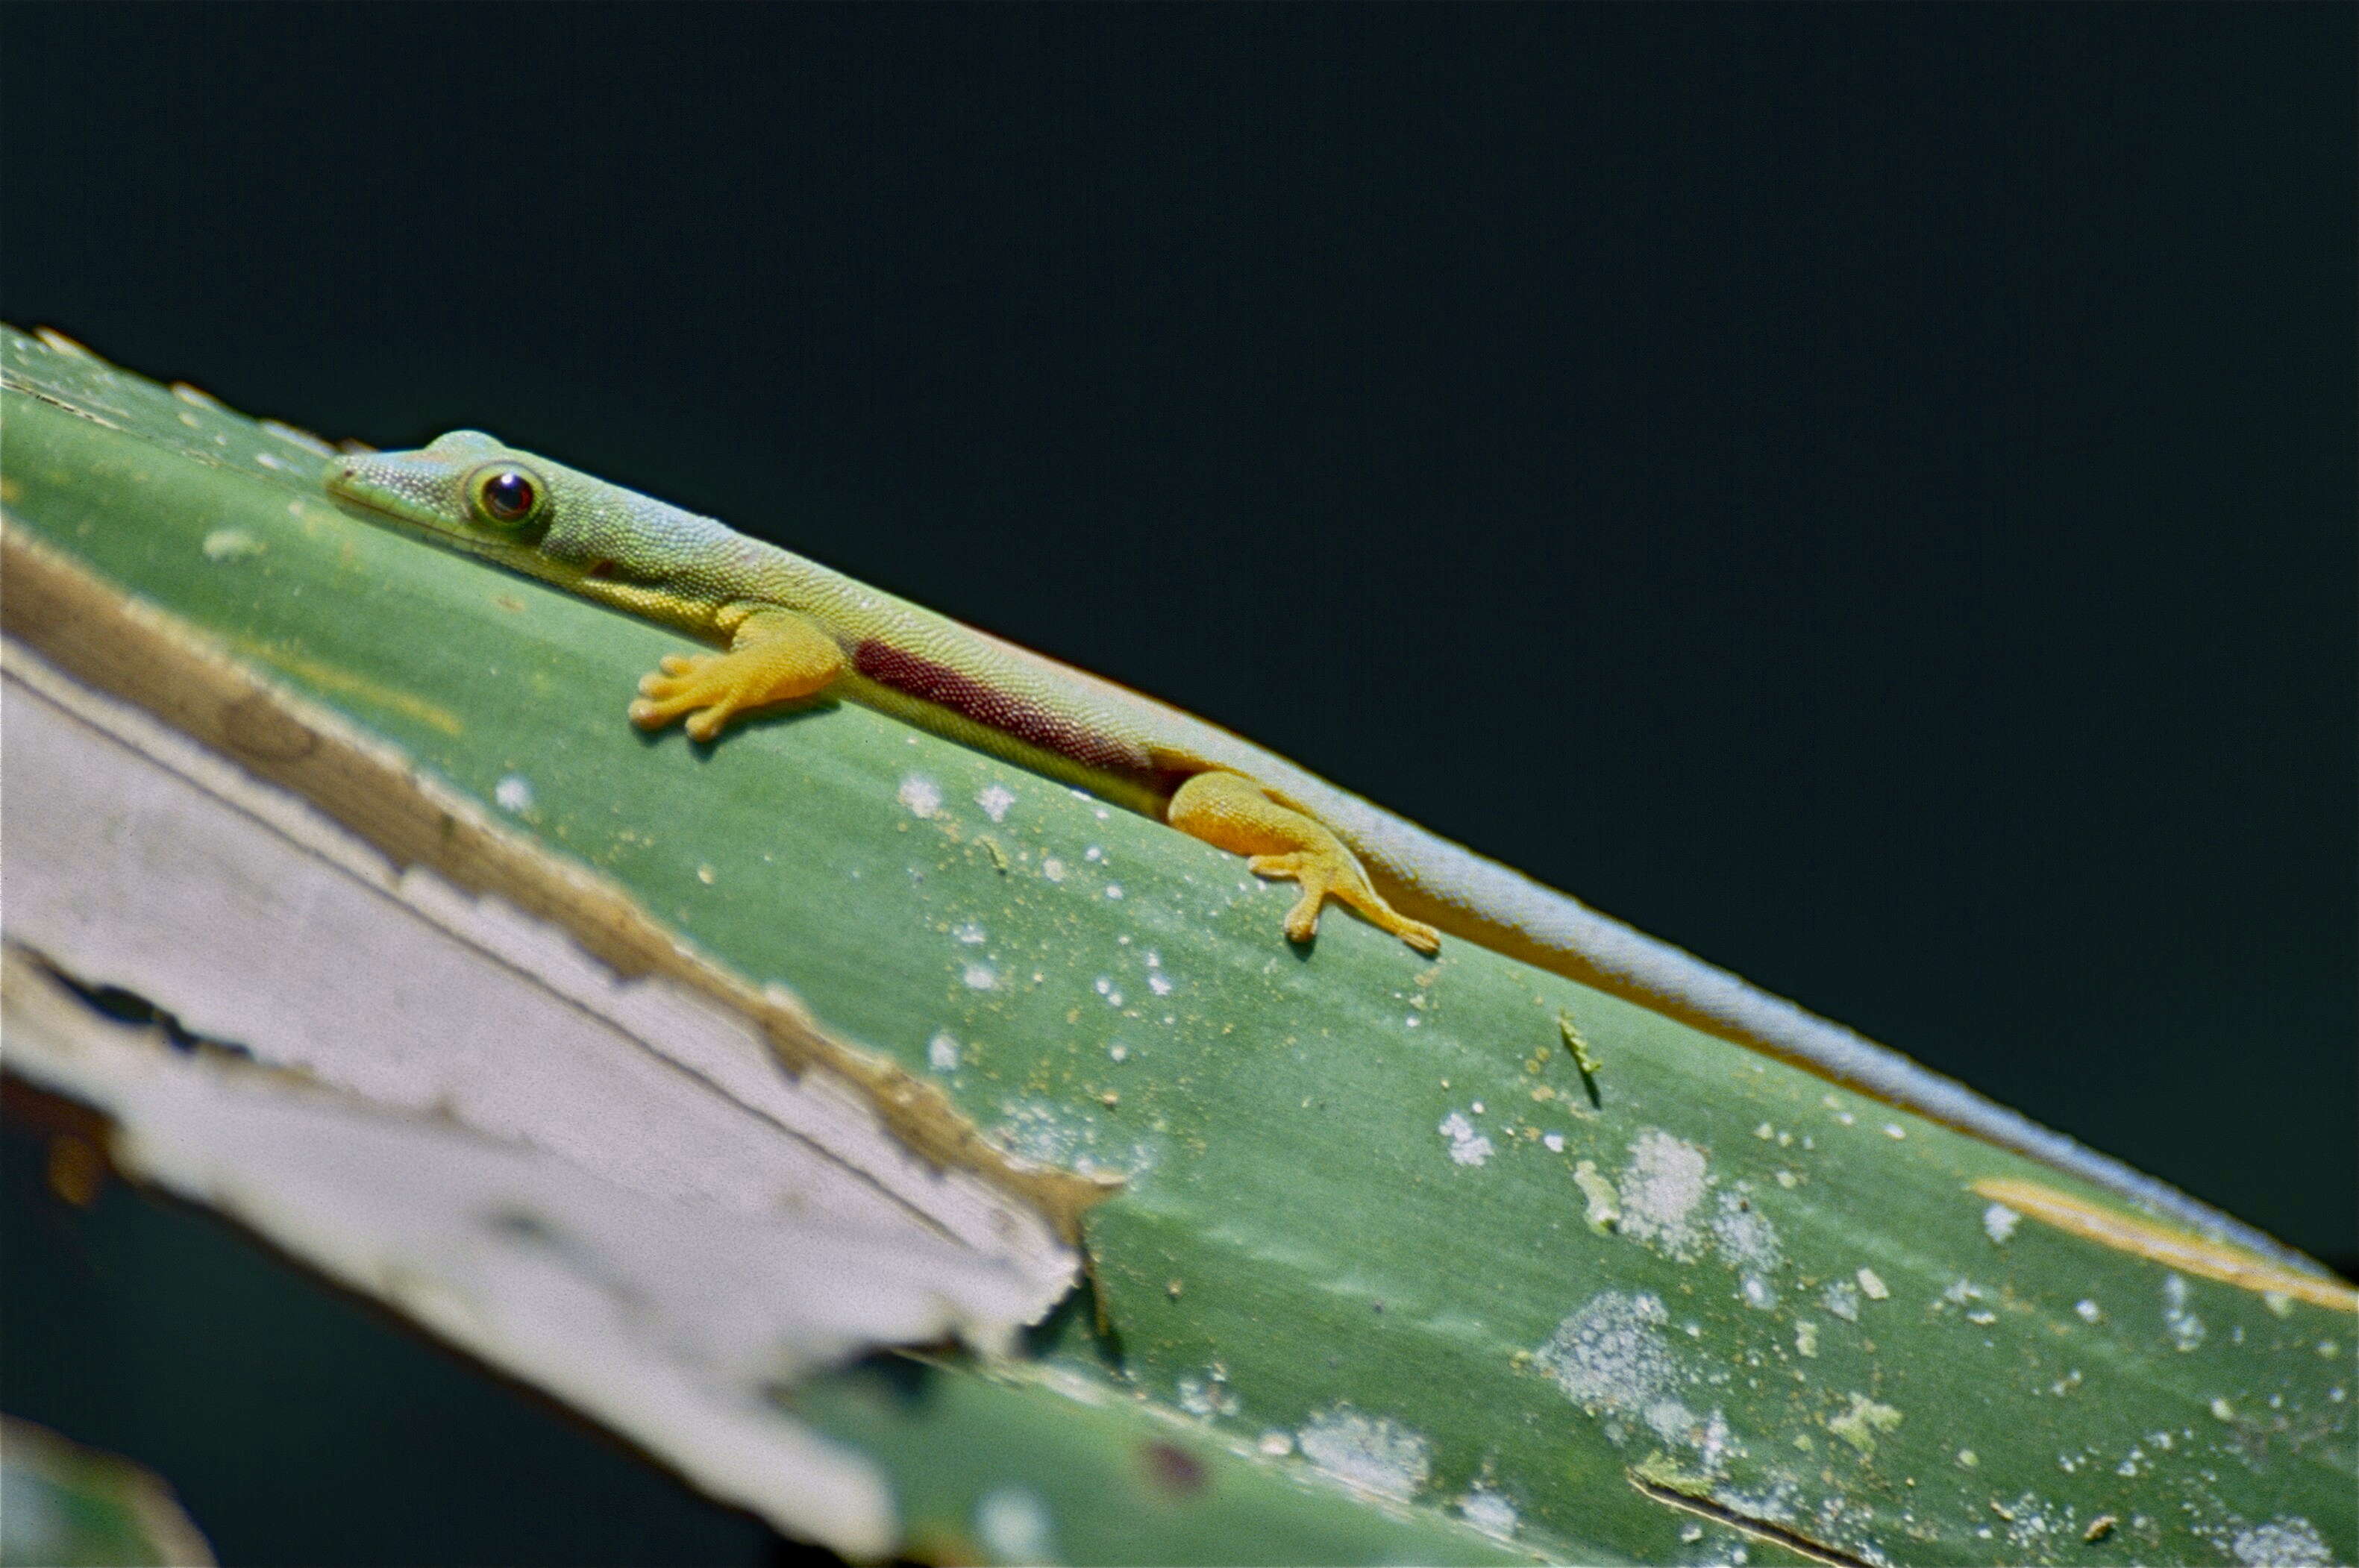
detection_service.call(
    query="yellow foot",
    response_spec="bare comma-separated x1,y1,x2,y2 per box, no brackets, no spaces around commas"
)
1167,771,1441,954
626,609,846,742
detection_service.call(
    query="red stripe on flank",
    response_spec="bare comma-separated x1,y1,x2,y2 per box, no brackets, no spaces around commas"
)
854,639,1155,778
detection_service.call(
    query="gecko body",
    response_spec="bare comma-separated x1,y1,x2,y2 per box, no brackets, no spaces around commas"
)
325,430,2322,1276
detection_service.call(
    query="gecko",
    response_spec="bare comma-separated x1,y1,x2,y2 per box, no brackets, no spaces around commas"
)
324,429,2325,1277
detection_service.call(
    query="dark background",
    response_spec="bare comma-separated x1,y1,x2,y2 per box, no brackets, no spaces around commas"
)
5,5,2351,1564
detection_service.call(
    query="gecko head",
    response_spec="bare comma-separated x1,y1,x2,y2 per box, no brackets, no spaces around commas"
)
325,430,558,555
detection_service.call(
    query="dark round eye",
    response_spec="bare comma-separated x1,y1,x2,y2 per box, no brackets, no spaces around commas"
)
479,468,538,522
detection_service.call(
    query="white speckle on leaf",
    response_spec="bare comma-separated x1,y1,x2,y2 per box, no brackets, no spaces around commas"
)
897,775,942,818
1257,1430,1294,1456
1438,1111,1494,1167
1856,1267,1890,1301
1297,1407,1431,1501
1820,1280,1862,1322
962,963,997,991
975,783,1016,821
1795,1320,1819,1358
2226,1518,2333,1567
492,774,535,814
2075,1298,2102,1324
1536,1291,1706,1449
1543,1132,1565,1154
953,921,987,945
1982,1202,2021,1244
927,1031,960,1072
1104,883,1124,900
1711,1190,1782,1308
974,1487,1056,1564
2163,1273,2207,1352
201,527,265,562
1459,1486,1518,1537
1041,857,1066,882
989,1099,1153,1179
1617,1130,1711,1258
1177,1367,1238,1418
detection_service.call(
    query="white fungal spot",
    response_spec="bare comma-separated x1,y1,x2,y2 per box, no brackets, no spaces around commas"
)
1042,857,1067,882
1856,1267,1890,1301
2075,1299,2103,1324
1617,1131,1711,1258
1257,1430,1294,1457
492,774,535,814
1711,1190,1782,1308
952,921,987,945
1795,1320,1820,1358
1459,1486,1519,1537
2163,1273,2207,1352
2228,1518,2332,1567
1543,1132,1566,1154
1177,1367,1238,1418
1535,1291,1701,1448
962,962,998,991
1820,1280,1862,1323
927,1031,960,1072
1883,1123,1907,1139
1296,1407,1431,1501
200,528,265,562
897,775,943,818
1982,1202,2021,1244
975,783,1016,821
1438,1111,1495,1167
974,1487,1056,1564
1104,883,1124,900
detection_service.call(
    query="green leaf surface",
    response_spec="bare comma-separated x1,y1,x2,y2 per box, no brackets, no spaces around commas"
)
0,1417,214,1568
4,326,2350,1567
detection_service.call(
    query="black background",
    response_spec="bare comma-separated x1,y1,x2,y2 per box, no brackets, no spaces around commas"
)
5,6,2352,1564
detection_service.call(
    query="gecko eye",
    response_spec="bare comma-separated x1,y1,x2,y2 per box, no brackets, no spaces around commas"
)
473,467,541,525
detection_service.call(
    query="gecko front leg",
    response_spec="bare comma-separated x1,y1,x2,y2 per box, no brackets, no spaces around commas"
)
1167,770,1441,953
628,606,847,741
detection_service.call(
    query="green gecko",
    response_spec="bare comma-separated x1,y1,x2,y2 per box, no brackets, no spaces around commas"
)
325,430,2319,1275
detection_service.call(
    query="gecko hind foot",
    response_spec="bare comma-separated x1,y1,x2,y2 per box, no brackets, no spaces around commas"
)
1168,771,1441,955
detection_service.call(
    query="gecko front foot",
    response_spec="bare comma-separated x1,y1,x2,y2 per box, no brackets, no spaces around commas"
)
627,608,848,742
1168,771,1441,954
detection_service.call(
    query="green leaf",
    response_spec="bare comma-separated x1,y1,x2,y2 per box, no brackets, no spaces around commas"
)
5,325,2350,1567
0,1418,214,1568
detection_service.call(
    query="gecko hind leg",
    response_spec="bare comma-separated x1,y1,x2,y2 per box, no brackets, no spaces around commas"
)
628,607,847,742
1167,770,1441,954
